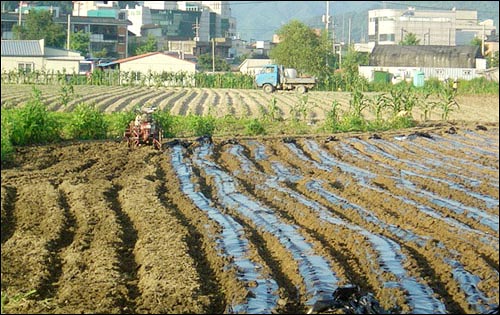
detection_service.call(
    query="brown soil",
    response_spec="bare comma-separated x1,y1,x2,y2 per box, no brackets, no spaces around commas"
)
1,121,499,314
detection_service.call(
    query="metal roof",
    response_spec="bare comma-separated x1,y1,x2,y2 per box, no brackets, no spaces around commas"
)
369,45,481,68
1,40,43,56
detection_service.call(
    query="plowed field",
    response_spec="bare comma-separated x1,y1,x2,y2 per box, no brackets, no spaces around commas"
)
1,120,498,314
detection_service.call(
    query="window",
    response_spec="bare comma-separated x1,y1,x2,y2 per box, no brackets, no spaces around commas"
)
379,34,395,41
18,63,34,73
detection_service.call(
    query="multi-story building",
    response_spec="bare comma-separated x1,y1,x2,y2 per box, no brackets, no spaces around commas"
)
1,1,130,59
125,1,235,59
71,1,129,59
368,7,496,46
2,1,236,61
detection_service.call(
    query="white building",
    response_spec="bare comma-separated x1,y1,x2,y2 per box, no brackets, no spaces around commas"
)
126,1,235,41
72,1,120,17
125,5,153,37
142,1,178,10
101,51,197,85
1,39,84,74
368,7,496,46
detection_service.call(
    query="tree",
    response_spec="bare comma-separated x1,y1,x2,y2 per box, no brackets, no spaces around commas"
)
399,32,420,46
13,9,66,48
135,34,158,55
196,53,230,72
70,30,90,57
93,48,108,58
269,20,332,77
487,51,498,68
470,36,484,55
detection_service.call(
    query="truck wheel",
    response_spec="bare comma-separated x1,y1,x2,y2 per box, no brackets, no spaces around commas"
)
263,84,274,93
296,85,306,94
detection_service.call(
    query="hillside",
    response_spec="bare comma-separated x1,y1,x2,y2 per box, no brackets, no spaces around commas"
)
231,1,499,42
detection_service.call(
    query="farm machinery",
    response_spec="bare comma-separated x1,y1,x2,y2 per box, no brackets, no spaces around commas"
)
124,107,163,150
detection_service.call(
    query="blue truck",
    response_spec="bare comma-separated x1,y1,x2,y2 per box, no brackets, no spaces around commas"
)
255,64,317,93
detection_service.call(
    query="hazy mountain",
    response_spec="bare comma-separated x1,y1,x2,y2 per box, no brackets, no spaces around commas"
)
230,1,499,42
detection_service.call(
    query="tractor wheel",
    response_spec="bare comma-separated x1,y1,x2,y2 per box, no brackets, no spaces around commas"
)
153,131,163,150
158,130,163,150
128,129,141,149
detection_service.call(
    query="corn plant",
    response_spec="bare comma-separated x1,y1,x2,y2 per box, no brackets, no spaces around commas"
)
417,92,436,121
437,85,460,121
369,93,390,122
59,83,76,108
348,90,369,118
262,96,281,122
324,99,342,132
290,94,313,122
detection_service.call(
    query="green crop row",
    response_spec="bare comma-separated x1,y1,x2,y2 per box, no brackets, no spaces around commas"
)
0,83,463,167
2,69,497,95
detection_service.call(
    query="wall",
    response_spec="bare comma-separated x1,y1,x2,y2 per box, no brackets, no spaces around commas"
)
359,65,480,82
119,53,196,73
0,56,44,72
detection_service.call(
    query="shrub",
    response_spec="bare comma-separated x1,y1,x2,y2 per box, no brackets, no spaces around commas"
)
105,110,136,138
9,86,60,145
154,110,176,138
1,109,14,164
245,118,266,135
65,103,108,140
186,114,216,137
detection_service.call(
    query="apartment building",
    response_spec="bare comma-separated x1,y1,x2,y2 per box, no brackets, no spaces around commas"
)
368,7,496,46
1,1,130,59
125,1,235,58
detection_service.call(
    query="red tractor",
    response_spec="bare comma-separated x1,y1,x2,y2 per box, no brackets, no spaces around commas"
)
124,107,163,150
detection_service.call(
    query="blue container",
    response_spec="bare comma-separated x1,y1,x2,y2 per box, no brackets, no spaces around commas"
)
413,71,425,87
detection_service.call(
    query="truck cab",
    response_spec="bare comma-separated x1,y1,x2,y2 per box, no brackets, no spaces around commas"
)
255,65,280,92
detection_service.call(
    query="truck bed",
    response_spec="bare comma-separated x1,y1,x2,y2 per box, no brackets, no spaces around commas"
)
283,77,316,84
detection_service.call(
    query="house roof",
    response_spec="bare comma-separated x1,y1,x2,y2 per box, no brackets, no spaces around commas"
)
486,34,499,42
1,39,43,56
369,45,481,68
105,51,196,66
238,58,272,70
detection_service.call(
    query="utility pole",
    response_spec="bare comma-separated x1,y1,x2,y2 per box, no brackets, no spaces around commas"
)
325,1,330,34
348,17,351,47
482,24,485,56
67,14,71,50
18,1,22,26
212,38,215,73
323,1,331,66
